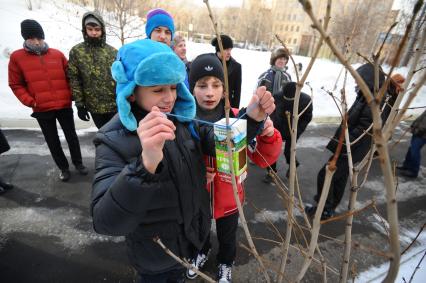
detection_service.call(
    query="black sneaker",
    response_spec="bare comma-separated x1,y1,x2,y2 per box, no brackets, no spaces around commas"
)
217,263,232,283
397,167,417,178
75,164,88,175
59,169,71,182
186,250,210,279
305,205,317,217
0,180,14,191
305,205,335,220
262,173,276,185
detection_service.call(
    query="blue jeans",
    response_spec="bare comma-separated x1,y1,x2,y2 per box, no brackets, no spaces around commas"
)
403,135,426,176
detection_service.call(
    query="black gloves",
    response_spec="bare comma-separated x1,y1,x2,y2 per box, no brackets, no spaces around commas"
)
77,107,90,121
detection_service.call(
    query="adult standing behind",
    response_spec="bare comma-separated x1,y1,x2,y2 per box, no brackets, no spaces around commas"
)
211,34,242,108
8,19,88,182
306,66,403,219
68,11,117,129
397,109,426,179
172,34,191,88
262,82,312,183
0,129,14,195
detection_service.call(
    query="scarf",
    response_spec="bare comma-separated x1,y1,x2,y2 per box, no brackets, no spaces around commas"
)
23,41,49,55
196,99,226,123
271,65,285,96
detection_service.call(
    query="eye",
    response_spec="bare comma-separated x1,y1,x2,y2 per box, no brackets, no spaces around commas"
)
153,87,163,93
171,85,177,90
196,83,207,89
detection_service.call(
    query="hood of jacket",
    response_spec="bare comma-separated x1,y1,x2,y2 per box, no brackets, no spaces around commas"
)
82,11,106,45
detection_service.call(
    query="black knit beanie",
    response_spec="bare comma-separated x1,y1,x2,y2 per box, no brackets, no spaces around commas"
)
21,19,45,40
189,54,224,93
211,34,234,52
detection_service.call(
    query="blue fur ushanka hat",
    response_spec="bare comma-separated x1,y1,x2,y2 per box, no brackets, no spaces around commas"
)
111,39,195,131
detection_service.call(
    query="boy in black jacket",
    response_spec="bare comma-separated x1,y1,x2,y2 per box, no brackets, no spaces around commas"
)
91,39,274,282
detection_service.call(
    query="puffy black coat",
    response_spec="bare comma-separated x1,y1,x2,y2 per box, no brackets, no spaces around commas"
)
91,112,215,275
0,129,10,154
411,110,426,139
222,55,242,109
326,63,396,155
270,82,312,141
257,67,292,96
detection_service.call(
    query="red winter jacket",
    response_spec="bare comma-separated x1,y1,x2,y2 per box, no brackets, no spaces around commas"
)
8,48,72,112
205,113,282,219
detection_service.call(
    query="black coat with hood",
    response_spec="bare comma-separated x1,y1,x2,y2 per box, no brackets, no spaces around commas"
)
326,63,398,155
91,105,217,275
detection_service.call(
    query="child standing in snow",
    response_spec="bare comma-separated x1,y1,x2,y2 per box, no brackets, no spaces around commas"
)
91,39,275,282
186,53,281,283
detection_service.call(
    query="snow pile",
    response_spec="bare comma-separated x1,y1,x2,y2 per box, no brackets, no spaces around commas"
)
0,0,425,122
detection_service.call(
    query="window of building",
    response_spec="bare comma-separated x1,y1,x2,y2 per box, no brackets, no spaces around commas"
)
287,14,291,20
296,26,300,32
293,38,297,44
285,25,288,31
293,14,297,21
290,26,294,31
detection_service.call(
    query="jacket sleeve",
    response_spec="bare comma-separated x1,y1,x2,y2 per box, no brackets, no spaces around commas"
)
234,64,242,107
67,48,84,107
257,70,273,93
91,138,174,236
8,55,35,108
248,129,282,168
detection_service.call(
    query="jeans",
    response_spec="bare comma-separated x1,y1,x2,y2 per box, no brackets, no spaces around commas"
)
402,135,426,176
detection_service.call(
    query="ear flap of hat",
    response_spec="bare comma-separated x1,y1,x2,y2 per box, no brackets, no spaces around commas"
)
111,61,129,84
174,82,195,122
116,81,137,131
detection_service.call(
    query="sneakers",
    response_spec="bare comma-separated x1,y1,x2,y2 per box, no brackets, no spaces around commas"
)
59,169,71,182
217,263,232,283
75,164,88,175
304,205,335,220
186,250,210,279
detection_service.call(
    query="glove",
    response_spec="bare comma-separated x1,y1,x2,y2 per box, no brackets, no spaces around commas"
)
77,107,90,121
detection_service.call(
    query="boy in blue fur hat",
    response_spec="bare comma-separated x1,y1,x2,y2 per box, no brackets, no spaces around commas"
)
91,39,275,282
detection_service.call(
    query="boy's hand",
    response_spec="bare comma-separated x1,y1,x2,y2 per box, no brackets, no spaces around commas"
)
247,86,275,122
260,117,275,137
138,106,176,174
206,167,216,184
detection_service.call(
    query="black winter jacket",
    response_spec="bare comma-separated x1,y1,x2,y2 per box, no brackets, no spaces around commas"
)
411,110,426,139
270,82,312,141
326,64,396,155
91,113,215,275
214,54,242,108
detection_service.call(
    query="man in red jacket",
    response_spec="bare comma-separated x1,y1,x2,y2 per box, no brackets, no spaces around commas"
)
8,19,88,182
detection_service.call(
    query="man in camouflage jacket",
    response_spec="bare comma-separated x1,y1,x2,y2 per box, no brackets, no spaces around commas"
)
68,11,117,129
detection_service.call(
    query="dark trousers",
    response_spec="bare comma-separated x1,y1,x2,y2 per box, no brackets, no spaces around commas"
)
201,212,239,265
137,268,185,283
36,109,83,171
90,112,116,129
403,135,426,176
315,148,368,210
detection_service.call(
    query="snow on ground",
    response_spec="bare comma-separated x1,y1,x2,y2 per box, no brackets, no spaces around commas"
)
357,232,426,283
1,0,425,122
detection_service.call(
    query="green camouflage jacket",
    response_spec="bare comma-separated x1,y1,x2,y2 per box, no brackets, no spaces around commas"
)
68,11,117,114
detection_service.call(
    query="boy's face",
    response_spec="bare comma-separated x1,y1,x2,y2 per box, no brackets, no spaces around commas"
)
86,24,102,38
193,76,224,110
173,41,186,60
274,57,288,69
151,26,172,46
133,85,177,113
26,38,44,46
